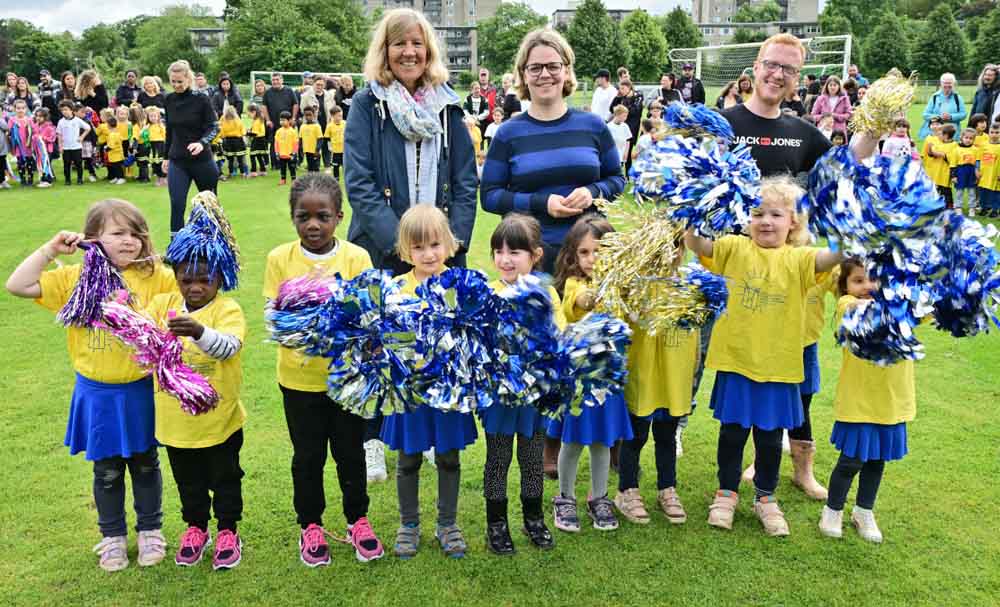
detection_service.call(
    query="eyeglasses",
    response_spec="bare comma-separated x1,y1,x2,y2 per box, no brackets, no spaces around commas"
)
758,59,801,78
525,62,564,77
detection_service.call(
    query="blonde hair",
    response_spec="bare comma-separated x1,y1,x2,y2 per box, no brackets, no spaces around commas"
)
364,9,449,88
395,205,459,264
757,176,811,246
612,104,628,116
82,199,156,274
224,105,240,121
76,69,100,99
513,28,578,101
129,103,146,128
756,33,807,63
141,76,160,95
167,60,195,89
99,108,114,122
145,106,161,121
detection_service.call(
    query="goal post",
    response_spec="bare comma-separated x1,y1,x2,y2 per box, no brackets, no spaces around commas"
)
667,35,852,86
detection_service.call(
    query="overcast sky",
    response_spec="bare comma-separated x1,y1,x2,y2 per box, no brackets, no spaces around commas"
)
11,0,684,35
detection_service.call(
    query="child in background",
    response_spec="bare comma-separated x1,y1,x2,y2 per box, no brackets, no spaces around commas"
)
146,107,167,187
685,176,844,537
33,108,56,187
549,216,634,532
274,111,299,185
632,118,661,161
950,127,981,216
481,214,563,555
830,130,847,147
77,105,99,182
56,100,90,186
881,118,918,161
247,104,268,178
484,107,504,148
299,107,323,173
648,101,663,121
151,198,247,570
978,122,1000,218
95,108,113,170
220,106,249,179
382,205,477,559
263,173,384,566
105,116,126,185
970,113,989,148
211,128,226,181
115,106,132,177
0,117,10,188
607,105,633,168
130,104,150,183
923,121,955,209
818,258,915,543
462,114,484,179
324,106,345,180
8,99,36,186
817,113,835,140
6,199,177,571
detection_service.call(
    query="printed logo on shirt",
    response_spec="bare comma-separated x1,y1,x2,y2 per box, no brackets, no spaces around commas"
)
88,328,118,352
735,273,787,312
733,135,803,148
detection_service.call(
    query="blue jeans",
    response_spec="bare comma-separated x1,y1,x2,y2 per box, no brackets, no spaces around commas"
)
92,447,163,537
167,153,219,233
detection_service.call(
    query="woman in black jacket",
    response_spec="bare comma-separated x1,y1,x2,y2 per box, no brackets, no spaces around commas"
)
163,60,220,234
76,70,109,115
137,76,166,110
610,80,644,173
211,75,243,117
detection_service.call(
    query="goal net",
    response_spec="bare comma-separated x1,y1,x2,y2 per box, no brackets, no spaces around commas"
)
667,35,852,86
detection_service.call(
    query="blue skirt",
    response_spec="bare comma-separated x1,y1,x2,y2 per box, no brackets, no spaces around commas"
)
381,406,478,455
710,371,803,431
545,393,634,446
831,421,908,462
800,343,821,395
65,373,157,461
479,404,544,438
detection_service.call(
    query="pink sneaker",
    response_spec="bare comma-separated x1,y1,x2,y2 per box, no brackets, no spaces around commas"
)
175,526,211,566
299,524,330,567
347,517,384,562
212,529,242,570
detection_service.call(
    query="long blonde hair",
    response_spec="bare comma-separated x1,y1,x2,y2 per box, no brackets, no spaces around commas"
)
76,70,100,99
363,9,449,88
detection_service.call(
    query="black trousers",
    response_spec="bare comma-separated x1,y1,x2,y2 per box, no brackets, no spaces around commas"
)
938,185,954,209
305,152,320,173
165,429,245,532
788,393,813,441
717,423,783,495
107,161,124,181
62,148,83,183
619,414,678,491
331,152,343,179
167,153,219,233
827,453,885,511
278,157,297,181
280,385,369,528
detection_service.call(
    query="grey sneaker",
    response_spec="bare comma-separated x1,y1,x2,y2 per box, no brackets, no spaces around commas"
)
93,535,128,572
435,524,467,558
552,495,580,533
587,495,620,531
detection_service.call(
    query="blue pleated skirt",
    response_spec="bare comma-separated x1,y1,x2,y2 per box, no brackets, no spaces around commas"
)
800,343,821,395
545,393,634,446
710,371,804,431
831,421,908,462
381,406,478,455
479,404,544,438
65,373,157,461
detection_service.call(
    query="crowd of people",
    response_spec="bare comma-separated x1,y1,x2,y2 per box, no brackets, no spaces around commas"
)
0,7,984,575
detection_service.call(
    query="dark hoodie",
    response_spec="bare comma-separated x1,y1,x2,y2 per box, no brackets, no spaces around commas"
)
211,76,244,117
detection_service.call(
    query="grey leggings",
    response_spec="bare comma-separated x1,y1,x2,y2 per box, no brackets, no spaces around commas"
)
483,431,544,501
558,442,611,499
397,449,461,527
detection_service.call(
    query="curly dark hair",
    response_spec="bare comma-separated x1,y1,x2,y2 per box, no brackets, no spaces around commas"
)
552,214,614,295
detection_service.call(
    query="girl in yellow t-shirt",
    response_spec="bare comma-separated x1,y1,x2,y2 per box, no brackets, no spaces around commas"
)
261,173,383,566
818,258,913,544
220,106,249,179
548,216,634,533
380,205,477,559
247,104,268,177
685,176,844,537
6,199,176,572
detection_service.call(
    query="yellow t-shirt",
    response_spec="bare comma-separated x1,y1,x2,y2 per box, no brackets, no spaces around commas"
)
489,279,566,330
146,293,247,448
561,276,592,323
147,123,166,142
250,118,266,137
263,240,373,392
978,142,1000,190
803,267,840,346
974,133,989,149
324,121,345,153
705,235,818,383
220,118,245,139
95,123,109,145
35,263,178,383
922,137,954,187
106,131,124,163
115,122,129,142
832,295,915,424
949,144,981,168
300,123,322,155
274,126,299,158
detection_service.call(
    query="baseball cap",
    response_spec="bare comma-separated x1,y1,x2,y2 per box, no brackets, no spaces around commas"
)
303,71,314,79
595,68,611,79
40,69,51,77
683,63,694,69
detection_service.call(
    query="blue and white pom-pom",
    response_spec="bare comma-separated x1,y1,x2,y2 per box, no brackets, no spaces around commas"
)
164,191,241,291
265,273,344,351
494,274,563,407
927,212,1000,337
836,294,926,365
410,268,505,413
662,102,734,141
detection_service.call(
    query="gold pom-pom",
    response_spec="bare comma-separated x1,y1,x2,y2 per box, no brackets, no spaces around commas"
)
848,68,918,137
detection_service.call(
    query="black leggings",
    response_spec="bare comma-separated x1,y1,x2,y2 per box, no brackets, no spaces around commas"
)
827,453,885,511
788,393,813,441
717,423,783,497
618,414,678,491
483,431,544,502
167,153,219,233
938,185,954,209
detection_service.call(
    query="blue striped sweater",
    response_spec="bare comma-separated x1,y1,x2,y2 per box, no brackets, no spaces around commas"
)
480,109,625,245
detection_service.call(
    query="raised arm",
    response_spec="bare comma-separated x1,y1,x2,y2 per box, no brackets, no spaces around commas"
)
815,249,845,273
6,231,83,298
684,229,714,259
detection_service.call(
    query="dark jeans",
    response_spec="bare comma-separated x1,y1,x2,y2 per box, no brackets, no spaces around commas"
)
165,429,245,532
62,148,83,183
93,447,163,537
717,423,783,496
827,453,885,511
280,385,369,527
788,393,814,441
619,414,679,491
278,157,297,181
167,153,219,233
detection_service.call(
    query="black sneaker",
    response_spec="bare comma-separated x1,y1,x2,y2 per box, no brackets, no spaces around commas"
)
486,520,515,556
522,518,554,549
587,495,620,531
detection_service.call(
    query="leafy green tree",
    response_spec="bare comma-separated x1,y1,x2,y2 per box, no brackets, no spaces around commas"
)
134,5,215,78
476,2,547,76
910,3,968,79
863,12,910,77
658,8,702,51
732,0,783,23
78,24,126,65
820,0,891,40
732,28,769,44
7,31,74,79
621,10,668,82
566,0,620,81
113,15,152,53
972,7,1000,75
605,21,632,77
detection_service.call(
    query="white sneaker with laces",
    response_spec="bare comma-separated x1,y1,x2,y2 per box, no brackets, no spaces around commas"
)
851,506,883,543
364,439,388,483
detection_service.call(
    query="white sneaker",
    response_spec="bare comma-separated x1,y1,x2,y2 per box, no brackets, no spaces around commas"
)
423,447,436,469
364,439,388,483
37,181,52,188
851,506,883,543
818,505,843,538
675,426,683,458
782,430,791,453
0,181,11,189
88,175,97,182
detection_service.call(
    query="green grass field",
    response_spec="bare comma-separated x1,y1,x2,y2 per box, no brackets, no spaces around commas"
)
1,149,998,607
